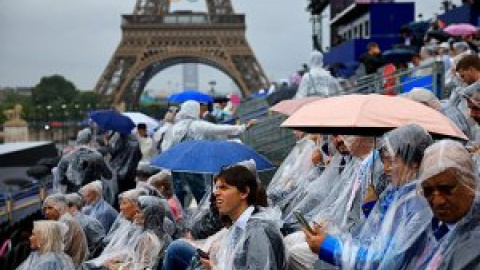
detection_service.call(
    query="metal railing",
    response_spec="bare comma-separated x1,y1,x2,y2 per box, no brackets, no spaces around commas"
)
122,14,245,26
343,61,446,98
0,180,52,225
241,113,296,166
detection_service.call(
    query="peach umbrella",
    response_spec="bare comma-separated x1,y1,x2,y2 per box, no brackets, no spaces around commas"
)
282,94,468,140
270,97,323,116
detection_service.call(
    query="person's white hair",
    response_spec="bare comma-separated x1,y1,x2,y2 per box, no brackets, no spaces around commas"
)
118,188,145,203
79,180,103,196
33,220,68,254
43,194,69,215
65,193,84,210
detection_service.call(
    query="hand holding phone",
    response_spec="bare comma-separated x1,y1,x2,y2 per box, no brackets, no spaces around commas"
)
197,248,210,259
293,211,314,234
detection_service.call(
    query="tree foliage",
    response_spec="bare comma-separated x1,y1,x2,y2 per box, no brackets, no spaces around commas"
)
32,74,78,105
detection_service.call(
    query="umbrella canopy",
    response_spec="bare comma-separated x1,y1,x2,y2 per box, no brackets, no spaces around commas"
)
151,140,275,174
426,30,451,42
168,90,214,104
382,48,417,64
444,23,478,36
400,21,430,40
89,109,135,134
122,112,159,132
282,94,468,140
270,97,323,116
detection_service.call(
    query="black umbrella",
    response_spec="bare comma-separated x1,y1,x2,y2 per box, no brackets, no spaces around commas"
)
426,30,451,42
382,48,417,64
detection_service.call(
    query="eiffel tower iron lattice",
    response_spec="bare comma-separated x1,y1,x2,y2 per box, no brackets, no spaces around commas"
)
94,0,269,106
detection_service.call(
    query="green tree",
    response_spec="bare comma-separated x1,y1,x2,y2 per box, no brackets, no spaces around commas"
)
32,75,78,105
75,91,100,107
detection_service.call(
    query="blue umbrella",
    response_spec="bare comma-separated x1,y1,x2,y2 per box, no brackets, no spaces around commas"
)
151,140,275,174
168,90,214,104
89,109,135,134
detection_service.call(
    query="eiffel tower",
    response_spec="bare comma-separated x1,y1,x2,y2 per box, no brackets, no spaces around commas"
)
94,0,269,106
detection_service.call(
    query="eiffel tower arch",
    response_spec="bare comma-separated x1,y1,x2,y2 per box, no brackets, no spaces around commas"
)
94,0,270,106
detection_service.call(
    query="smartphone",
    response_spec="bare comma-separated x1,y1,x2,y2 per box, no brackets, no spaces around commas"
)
197,248,209,259
293,211,314,234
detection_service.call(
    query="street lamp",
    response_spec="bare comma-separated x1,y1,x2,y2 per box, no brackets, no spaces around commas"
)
46,105,53,141
61,104,67,145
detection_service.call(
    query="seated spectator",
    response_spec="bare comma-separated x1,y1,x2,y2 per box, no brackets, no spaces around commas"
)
43,194,89,267
15,220,75,270
65,193,105,257
404,87,472,139
200,165,286,270
80,181,119,232
103,196,172,270
148,170,183,221
408,140,480,269
83,189,145,269
304,124,433,269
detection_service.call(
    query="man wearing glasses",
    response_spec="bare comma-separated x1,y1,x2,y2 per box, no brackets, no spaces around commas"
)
409,140,480,269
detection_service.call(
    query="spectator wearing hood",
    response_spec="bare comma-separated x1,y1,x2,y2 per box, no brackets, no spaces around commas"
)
408,140,480,269
102,131,142,201
161,100,256,206
405,87,472,139
56,128,112,193
304,125,433,270
295,51,343,98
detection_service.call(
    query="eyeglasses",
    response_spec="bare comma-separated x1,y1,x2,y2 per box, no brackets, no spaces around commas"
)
378,147,394,164
421,182,459,198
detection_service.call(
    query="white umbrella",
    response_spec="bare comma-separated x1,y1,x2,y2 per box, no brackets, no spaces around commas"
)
122,112,159,132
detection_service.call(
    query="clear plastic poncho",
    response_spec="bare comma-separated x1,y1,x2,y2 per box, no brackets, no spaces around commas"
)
286,136,386,233
43,194,89,267
213,207,286,270
161,100,246,151
56,143,112,193
283,153,350,228
15,221,75,270
267,136,316,207
65,193,106,254
294,51,343,99
186,159,262,240
111,195,172,270
284,152,353,270
316,124,434,270
84,190,145,268
407,140,480,270
105,133,142,187
285,149,387,270
81,181,119,232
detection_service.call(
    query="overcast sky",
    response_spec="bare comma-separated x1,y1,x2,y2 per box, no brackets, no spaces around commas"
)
0,0,462,96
